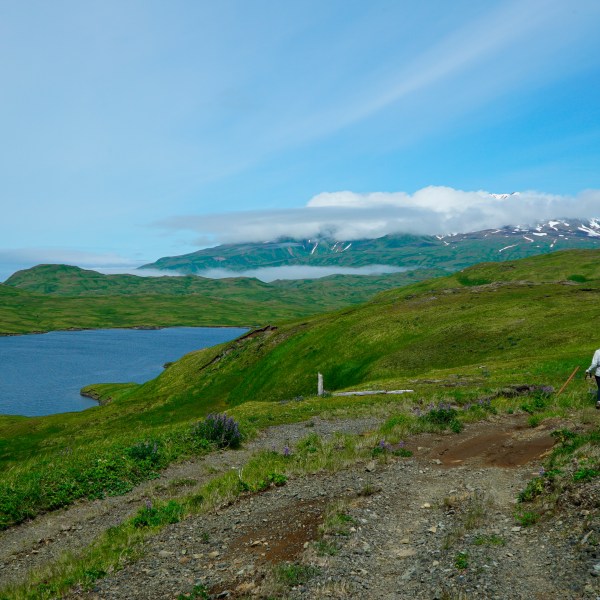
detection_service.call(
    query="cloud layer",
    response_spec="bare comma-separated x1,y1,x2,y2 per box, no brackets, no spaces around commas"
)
159,187,600,245
194,265,410,282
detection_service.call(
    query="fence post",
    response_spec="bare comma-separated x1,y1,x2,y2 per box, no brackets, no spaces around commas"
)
318,372,324,396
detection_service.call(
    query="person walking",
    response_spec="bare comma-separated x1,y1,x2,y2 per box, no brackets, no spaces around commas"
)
585,348,600,408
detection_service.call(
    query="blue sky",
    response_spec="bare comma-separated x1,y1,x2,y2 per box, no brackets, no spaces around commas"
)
1,0,600,279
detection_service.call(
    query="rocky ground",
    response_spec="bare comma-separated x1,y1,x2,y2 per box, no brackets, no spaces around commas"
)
2,415,600,599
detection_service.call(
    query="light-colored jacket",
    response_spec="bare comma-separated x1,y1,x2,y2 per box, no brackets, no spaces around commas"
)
587,349,600,376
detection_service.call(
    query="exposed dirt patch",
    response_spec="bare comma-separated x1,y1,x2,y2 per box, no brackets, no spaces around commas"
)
231,498,324,565
412,416,557,468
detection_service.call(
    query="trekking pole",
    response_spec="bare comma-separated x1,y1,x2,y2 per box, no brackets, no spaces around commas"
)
556,366,580,397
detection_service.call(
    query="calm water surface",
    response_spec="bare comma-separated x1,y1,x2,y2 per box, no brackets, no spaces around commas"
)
0,327,247,417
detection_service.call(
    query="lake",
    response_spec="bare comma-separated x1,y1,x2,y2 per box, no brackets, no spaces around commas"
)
0,327,247,417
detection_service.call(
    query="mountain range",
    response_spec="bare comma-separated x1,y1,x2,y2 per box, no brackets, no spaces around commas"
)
140,218,600,274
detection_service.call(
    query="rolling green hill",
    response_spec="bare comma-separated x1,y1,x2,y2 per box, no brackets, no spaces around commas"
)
116,249,600,409
0,264,442,334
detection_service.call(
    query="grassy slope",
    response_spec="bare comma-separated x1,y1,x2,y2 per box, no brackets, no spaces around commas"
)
1,249,598,468
123,249,600,407
0,265,442,335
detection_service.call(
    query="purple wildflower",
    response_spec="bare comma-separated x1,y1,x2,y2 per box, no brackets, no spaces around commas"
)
283,445,291,457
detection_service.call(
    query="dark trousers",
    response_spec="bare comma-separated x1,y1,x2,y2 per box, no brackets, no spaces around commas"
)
596,376,600,402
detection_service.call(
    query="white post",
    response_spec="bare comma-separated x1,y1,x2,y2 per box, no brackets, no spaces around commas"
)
318,372,324,396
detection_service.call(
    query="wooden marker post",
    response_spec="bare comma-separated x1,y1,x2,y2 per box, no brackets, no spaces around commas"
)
556,366,580,397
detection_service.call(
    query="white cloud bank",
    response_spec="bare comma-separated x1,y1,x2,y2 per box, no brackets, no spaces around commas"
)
194,265,410,282
160,187,600,246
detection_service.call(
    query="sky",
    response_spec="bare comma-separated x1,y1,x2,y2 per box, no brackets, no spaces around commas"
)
1,0,600,280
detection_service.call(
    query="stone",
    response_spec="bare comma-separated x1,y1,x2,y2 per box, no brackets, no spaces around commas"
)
394,547,417,559
421,503,432,509
236,582,256,593
208,551,220,558
365,461,376,472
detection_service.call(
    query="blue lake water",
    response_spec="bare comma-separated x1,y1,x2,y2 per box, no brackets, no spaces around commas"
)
0,327,247,417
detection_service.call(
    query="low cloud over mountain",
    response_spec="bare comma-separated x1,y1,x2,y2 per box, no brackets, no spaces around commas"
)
159,187,600,246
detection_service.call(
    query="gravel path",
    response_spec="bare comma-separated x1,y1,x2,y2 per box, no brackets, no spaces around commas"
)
3,416,599,599
0,417,381,589
49,418,599,600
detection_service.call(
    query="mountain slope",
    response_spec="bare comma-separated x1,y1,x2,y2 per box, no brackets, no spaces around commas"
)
140,219,600,274
128,249,599,412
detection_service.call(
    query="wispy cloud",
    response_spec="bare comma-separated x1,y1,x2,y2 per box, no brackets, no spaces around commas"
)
158,187,600,245
0,248,141,268
266,0,600,153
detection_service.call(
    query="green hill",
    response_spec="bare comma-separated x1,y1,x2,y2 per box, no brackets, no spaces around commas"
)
0,264,442,334
120,249,600,408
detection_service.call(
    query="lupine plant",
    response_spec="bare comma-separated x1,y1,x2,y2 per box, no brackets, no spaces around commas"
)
192,413,242,449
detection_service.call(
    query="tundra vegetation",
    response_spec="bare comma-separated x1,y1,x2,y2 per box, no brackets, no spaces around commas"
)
0,249,599,598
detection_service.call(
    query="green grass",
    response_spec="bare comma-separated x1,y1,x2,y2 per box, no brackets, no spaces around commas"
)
516,427,600,513
2,249,600,598
473,534,505,546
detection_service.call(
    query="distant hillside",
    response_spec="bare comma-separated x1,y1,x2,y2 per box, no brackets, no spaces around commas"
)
140,219,600,274
0,264,442,335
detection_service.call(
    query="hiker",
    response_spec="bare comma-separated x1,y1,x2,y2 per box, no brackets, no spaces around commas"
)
585,348,600,408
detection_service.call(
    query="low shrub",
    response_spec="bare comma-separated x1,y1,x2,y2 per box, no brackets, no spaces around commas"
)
515,510,539,527
132,500,184,528
416,402,463,433
273,562,320,586
371,439,412,458
573,467,600,482
192,413,242,449
454,551,469,569
126,440,162,465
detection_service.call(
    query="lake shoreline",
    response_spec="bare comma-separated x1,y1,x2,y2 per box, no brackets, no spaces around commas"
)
0,324,253,337
0,326,249,417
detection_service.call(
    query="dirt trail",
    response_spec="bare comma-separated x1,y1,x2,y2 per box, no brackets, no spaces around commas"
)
0,417,379,589
4,416,599,599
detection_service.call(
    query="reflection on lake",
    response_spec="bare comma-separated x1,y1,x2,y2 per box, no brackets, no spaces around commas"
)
0,327,247,417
